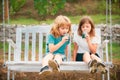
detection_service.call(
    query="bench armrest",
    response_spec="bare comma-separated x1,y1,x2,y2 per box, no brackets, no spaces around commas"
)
100,40,109,49
7,39,17,49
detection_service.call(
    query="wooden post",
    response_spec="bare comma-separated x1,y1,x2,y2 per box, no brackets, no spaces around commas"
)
4,0,9,23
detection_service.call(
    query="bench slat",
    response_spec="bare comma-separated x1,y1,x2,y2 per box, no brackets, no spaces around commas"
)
39,33,43,62
24,32,29,61
32,33,36,61
15,28,22,61
6,61,89,72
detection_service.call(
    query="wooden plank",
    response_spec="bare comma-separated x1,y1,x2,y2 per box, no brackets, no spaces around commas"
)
15,28,22,61
24,32,29,61
39,33,43,62
32,33,36,61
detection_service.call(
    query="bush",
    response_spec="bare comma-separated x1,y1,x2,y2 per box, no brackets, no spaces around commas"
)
10,0,26,14
34,0,66,18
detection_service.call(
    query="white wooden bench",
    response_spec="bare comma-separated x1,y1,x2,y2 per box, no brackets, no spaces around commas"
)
6,25,112,80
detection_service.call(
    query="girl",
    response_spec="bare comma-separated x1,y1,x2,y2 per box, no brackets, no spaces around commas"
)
73,16,107,74
39,15,71,75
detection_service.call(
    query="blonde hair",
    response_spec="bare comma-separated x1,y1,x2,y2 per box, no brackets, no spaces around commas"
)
50,15,71,38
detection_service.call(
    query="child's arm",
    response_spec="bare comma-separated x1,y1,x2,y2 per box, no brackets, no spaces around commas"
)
87,42,98,54
86,35,98,54
49,36,69,53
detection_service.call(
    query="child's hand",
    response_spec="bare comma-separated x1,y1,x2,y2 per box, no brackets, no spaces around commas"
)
85,34,90,42
62,36,69,43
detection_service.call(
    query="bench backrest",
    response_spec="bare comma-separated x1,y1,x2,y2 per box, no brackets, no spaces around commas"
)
11,25,101,62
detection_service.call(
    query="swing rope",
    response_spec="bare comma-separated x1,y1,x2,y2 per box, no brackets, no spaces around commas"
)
2,0,6,67
109,0,113,63
106,0,108,40
106,0,113,64
3,0,10,67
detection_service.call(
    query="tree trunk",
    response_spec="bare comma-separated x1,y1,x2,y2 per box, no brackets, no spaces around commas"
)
4,0,9,23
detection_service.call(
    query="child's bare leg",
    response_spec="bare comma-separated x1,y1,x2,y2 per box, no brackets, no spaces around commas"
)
48,54,62,72
90,54,102,62
91,54,107,74
54,54,62,64
42,53,54,67
83,52,91,63
83,52,97,73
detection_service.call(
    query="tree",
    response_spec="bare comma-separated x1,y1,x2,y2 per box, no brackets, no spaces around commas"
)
10,0,26,14
34,0,66,19
4,0,9,23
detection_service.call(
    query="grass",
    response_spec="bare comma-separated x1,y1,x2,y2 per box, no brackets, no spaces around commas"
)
111,42,120,59
4,14,120,25
69,14,120,24
9,18,40,25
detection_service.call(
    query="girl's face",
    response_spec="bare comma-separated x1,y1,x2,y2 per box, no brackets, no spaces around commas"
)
81,22,91,33
59,26,69,36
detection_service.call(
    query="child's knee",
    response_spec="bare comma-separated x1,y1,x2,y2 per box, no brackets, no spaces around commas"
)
43,53,54,60
54,54,62,64
84,52,90,56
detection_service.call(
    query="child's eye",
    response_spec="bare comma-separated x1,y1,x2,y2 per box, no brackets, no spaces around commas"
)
86,26,90,28
65,28,69,30
82,26,85,28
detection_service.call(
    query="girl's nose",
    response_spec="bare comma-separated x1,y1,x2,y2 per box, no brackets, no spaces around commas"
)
84,27,87,30
84,26,87,29
65,29,68,32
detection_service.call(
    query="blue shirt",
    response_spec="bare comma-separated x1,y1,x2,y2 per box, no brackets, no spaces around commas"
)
46,34,70,55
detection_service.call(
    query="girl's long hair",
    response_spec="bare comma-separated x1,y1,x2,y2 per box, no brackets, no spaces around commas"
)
50,15,71,38
78,16,95,37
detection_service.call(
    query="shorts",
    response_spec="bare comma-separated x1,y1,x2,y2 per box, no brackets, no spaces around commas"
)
76,53,100,61
44,53,67,61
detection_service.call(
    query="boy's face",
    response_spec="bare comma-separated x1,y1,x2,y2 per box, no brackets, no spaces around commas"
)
81,22,91,33
59,25,69,36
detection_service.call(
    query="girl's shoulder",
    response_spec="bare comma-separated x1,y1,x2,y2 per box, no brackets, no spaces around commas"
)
95,34,100,39
92,35,100,40
92,35,101,44
48,34,55,38
48,34,55,37
73,31,82,41
48,34,61,39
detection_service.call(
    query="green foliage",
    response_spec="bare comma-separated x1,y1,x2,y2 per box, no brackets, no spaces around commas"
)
10,0,26,14
66,0,80,3
6,14,120,25
34,0,66,17
0,42,9,52
0,0,2,15
80,7,87,14
110,42,120,59
112,0,119,3
96,0,106,14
